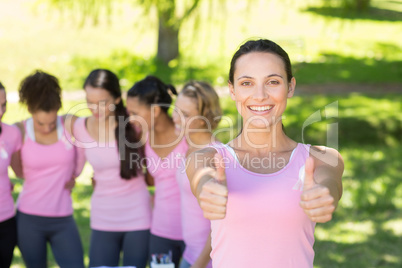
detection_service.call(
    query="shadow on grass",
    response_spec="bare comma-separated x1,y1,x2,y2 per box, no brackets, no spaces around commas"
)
293,53,402,85
303,6,402,22
314,207,402,267
283,94,402,147
343,145,401,212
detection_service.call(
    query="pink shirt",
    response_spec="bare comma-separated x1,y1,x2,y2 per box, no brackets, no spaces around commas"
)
74,117,151,231
145,136,188,240
209,143,315,268
176,157,212,267
18,117,76,217
0,123,22,222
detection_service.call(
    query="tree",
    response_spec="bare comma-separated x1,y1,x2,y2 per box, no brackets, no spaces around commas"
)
41,0,216,64
325,0,371,11
150,0,201,63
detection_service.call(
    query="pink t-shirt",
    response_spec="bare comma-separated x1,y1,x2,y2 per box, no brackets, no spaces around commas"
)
0,123,22,222
18,117,76,217
145,135,188,240
74,117,151,231
176,157,212,267
209,143,315,268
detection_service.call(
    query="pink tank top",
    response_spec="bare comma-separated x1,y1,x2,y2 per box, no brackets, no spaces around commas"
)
74,117,151,231
18,117,76,217
209,143,315,268
176,157,212,267
0,123,22,222
145,135,188,240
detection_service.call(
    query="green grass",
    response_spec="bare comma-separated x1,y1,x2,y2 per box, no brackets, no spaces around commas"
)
5,93,402,267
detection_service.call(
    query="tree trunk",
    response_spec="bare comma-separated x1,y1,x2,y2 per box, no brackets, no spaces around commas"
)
157,14,179,64
342,0,371,11
356,0,370,11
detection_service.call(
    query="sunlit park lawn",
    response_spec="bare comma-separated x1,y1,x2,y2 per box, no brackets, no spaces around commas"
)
1,0,402,267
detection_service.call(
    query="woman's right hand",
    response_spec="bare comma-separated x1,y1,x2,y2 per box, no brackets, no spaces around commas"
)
193,153,228,220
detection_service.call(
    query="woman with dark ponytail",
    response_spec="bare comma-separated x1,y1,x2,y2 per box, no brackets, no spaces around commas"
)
126,76,187,268
73,69,151,268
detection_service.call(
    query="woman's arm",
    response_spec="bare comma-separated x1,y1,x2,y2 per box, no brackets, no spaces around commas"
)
186,148,228,220
10,122,25,178
300,146,344,223
65,114,87,178
191,232,212,268
10,150,23,179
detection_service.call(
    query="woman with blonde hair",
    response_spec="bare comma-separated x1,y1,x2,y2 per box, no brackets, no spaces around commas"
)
173,81,222,268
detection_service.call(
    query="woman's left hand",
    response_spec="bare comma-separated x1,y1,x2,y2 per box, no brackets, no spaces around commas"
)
64,176,76,192
299,157,336,223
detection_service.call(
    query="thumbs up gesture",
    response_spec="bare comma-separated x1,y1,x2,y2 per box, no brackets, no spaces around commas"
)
196,153,228,220
300,157,336,223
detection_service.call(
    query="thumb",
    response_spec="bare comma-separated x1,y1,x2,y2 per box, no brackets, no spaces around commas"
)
214,152,227,186
303,157,316,191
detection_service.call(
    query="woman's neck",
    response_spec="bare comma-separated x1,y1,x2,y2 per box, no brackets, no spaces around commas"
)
187,131,214,149
153,113,174,134
91,114,116,129
232,122,295,153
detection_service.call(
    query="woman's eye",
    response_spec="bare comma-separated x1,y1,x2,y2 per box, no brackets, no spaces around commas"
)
268,80,279,85
241,81,252,86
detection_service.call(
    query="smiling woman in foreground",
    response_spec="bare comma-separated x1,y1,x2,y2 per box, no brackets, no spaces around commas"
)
186,39,344,268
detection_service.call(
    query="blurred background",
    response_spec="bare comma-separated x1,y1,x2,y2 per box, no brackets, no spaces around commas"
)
1,0,401,267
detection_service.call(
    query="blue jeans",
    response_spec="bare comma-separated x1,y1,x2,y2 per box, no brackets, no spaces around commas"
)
89,229,150,268
17,211,84,268
0,216,17,268
179,258,192,268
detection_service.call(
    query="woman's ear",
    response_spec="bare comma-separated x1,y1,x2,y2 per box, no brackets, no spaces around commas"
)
114,97,121,105
152,105,161,118
228,82,236,101
287,77,296,98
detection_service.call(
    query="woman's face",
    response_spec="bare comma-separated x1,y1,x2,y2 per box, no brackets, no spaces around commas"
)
172,94,205,136
31,110,58,135
85,85,120,121
0,89,6,122
229,52,295,129
126,96,152,132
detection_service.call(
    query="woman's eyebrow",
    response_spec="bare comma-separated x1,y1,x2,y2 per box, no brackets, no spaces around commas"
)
237,74,283,81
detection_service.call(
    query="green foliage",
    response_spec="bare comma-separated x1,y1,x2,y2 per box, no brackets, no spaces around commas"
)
64,50,226,90
38,0,114,26
59,48,402,91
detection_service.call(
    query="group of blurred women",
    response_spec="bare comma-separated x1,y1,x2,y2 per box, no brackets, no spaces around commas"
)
0,39,343,268
0,68,220,268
